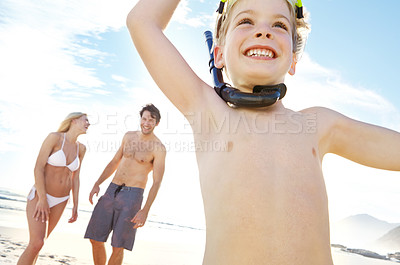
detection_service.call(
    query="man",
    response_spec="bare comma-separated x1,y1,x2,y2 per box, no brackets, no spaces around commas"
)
84,104,166,265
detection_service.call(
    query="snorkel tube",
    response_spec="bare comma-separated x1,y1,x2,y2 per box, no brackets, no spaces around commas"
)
204,30,286,108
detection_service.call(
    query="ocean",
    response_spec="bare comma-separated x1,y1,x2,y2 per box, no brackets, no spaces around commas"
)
0,187,206,244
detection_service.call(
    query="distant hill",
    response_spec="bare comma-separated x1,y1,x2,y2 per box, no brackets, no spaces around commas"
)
330,214,399,249
375,226,400,251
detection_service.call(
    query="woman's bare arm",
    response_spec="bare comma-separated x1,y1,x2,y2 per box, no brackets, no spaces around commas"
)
33,132,59,222
69,143,86,223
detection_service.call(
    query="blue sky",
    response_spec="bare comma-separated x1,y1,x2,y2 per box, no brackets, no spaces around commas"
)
0,0,399,228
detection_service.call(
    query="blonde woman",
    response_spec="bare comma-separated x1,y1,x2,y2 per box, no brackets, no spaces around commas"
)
17,112,90,265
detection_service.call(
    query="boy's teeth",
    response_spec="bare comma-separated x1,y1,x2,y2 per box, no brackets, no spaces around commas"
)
246,49,274,58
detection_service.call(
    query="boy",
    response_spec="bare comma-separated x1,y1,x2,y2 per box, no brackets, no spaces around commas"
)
127,0,400,264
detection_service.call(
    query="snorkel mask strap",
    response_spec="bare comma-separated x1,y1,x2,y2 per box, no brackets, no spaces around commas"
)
218,0,304,18
295,0,304,19
217,0,227,14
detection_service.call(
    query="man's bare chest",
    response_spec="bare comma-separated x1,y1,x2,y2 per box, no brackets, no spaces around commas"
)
123,140,155,163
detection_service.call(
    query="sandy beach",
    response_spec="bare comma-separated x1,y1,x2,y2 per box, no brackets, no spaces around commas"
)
0,187,206,265
0,190,397,265
0,225,205,265
2,224,398,265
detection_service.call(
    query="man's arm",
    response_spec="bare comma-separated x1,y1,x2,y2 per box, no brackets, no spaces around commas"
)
316,107,400,171
126,0,209,114
132,144,167,228
89,134,126,204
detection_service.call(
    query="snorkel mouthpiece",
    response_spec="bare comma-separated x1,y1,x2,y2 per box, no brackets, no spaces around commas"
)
220,85,286,108
205,30,287,108
253,84,286,99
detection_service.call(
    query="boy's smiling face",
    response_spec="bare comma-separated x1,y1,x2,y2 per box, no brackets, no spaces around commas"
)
215,0,297,92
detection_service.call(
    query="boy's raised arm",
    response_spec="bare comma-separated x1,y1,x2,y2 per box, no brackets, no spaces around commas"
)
127,0,209,113
319,108,400,171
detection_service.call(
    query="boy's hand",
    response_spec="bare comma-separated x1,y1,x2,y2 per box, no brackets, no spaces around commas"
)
131,209,148,228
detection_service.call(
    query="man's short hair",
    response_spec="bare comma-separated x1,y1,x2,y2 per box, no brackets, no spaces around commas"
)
140,103,161,123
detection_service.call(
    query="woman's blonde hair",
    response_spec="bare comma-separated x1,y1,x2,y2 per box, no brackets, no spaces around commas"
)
57,112,86,133
215,0,311,61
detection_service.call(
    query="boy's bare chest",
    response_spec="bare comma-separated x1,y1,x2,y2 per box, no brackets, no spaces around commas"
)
194,111,322,183
197,111,318,151
208,131,319,169
196,110,317,136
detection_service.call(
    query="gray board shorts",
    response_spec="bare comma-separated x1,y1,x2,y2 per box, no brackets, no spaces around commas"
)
84,182,144,251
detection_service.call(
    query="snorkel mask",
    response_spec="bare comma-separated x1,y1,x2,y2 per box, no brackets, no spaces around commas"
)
205,0,307,108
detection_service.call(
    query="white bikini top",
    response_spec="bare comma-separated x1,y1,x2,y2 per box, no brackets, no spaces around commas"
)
47,133,80,172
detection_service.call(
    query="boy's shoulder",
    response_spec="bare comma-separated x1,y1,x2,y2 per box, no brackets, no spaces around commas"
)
299,106,349,133
300,106,343,118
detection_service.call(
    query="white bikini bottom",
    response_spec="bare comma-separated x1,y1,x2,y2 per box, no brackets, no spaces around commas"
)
27,186,70,208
